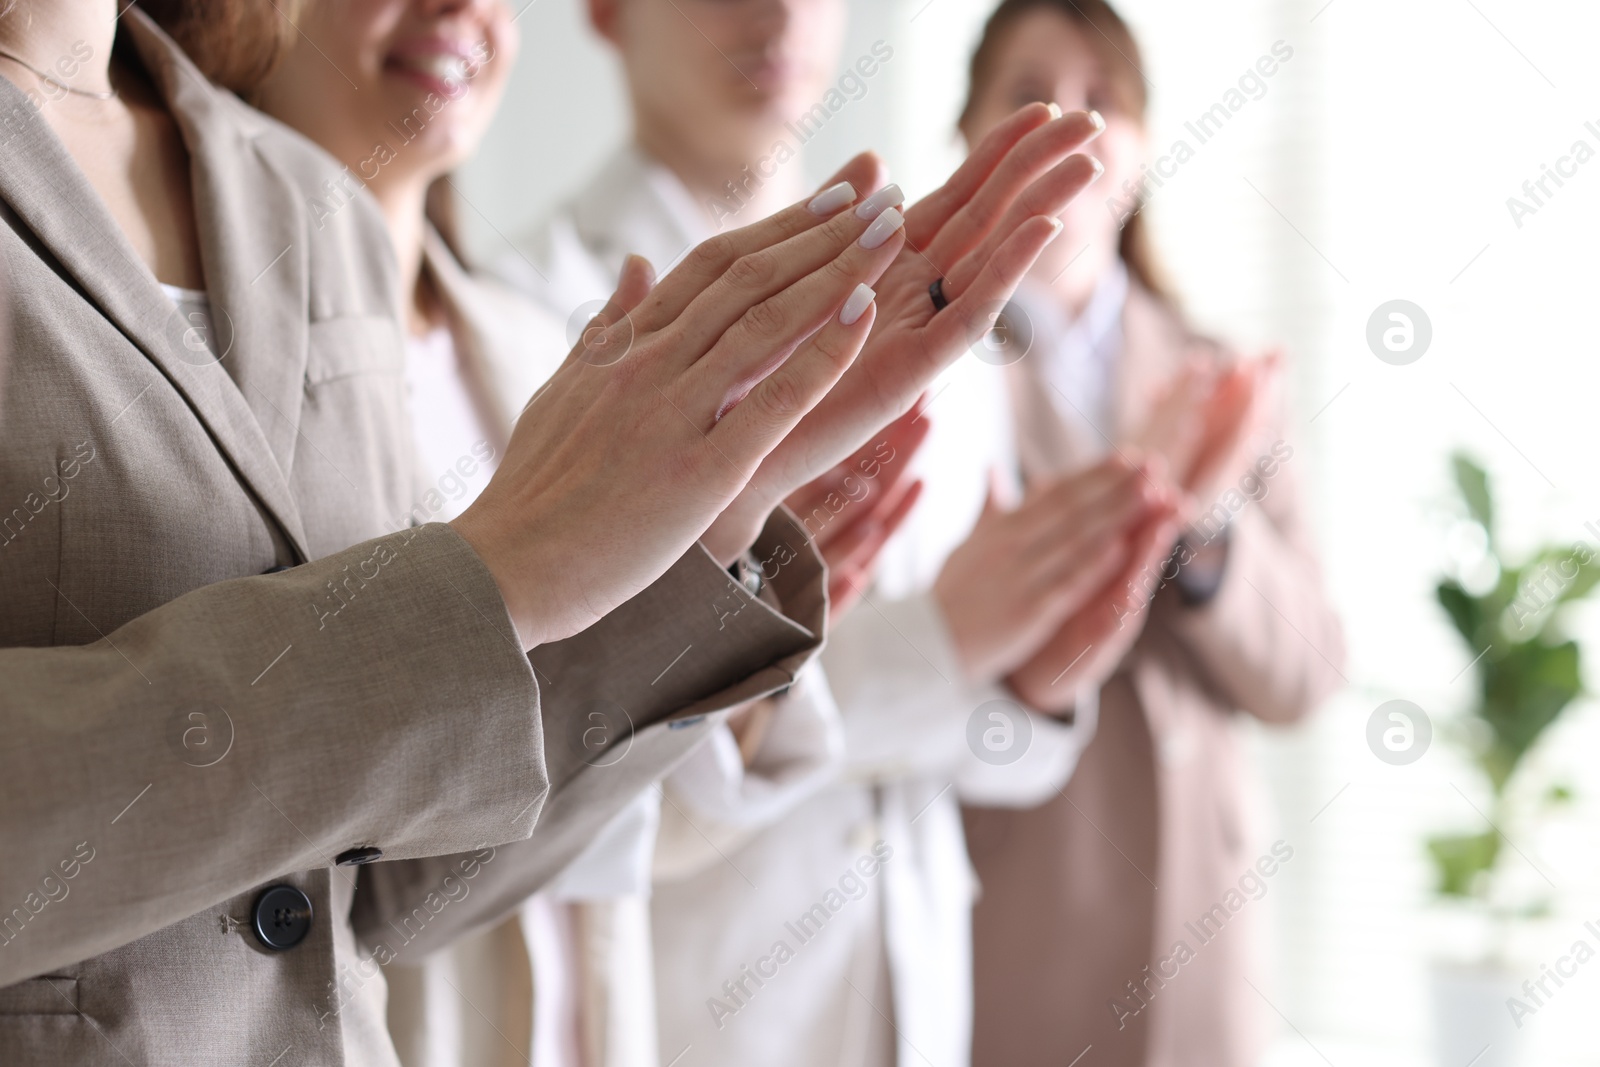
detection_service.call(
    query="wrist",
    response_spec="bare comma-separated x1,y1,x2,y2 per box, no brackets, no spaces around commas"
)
701,490,776,566
1173,526,1231,605
448,507,545,651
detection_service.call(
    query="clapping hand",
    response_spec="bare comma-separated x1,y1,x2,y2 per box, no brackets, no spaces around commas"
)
784,401,930,625
702,106,1108,560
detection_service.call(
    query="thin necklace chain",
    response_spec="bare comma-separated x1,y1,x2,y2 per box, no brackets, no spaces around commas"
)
0,46,118,100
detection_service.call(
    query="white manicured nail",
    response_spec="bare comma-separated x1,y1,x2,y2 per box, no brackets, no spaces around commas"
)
859,207,905,249
1046,101,1063,120
855,183,904,220
1086,108,1105,131
808,182,857,215
840,283,875,326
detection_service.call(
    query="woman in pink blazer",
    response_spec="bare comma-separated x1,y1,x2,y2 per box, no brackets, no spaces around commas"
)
955,2,1347,1065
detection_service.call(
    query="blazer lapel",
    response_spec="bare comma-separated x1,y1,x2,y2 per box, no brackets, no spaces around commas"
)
1112,282,1189,444
0,14,311,560
138,14,313,485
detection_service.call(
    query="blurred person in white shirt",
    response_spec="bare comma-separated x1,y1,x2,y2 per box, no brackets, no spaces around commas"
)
497,3,1175,1065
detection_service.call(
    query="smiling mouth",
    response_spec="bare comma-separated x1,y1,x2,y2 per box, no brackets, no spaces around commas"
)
386,53,474,94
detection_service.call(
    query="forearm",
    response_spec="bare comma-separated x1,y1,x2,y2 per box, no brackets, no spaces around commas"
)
0,524,542,985
1159,507,1346,723
354,510,829,954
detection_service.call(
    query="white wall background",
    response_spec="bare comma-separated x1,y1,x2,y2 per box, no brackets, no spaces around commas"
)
460,1,1600,1063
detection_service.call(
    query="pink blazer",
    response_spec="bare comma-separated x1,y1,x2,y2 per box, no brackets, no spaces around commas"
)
963,283,1345,1067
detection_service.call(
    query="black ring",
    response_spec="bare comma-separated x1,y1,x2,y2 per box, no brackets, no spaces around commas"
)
928,278,949,312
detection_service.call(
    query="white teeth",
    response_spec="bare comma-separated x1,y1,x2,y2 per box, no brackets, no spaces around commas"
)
404,54,469,86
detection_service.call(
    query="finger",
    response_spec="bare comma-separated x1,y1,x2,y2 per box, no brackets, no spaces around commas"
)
923,215,1063,368
876,476,923,545
924,111,1104,274
558,253,658,373
829,477,923,579
1034,535,1128,614
862,424,928,509
711,284,879,465
666,201,904,382
822,517,882,576
1019,456,1149,538
827,570,868,621
845,397,931,498
804,444,914,557
614,252,657,311
783,403,924,525
1026,455,1139,512
904,103,1056,249
1122,516,1185,611
1025,475,1158,559
820,151,890,207
846,479,924,575
857,464,922,541
632,168,875,334
687,214,906,422
941,151,1103,299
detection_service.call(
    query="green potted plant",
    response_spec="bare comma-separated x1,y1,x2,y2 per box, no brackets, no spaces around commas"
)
1427,452,1595,1067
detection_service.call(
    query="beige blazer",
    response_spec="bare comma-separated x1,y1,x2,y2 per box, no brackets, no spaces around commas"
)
962,284,1346,1067
0,14,824,1067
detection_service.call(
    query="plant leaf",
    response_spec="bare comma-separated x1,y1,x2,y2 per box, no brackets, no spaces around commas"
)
1438,580,1483,647
1452,453,1493,538
1478,639,1582,789
1427,831,1499,897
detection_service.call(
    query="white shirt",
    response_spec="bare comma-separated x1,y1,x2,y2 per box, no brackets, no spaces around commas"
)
498,147,1095,1067
403,324,498,522
493,146,846,1067
1013,258,1130,457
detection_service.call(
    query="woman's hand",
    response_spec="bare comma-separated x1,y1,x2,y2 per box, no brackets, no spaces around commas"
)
1133,350,1282,519
784,401,930,624
1005,502,1184,712
1181,352,1281,515
702,106,1107,559
932,455,1172,684
451,181,906,649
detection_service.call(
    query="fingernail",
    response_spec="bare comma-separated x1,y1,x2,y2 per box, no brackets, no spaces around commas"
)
808,181,857,215
1043,216,1064,243
1086,109,1105,131
859,207,905,249
1046,102,1063,120
840,283,876,326
855,183,904,220
1088,155,1105,179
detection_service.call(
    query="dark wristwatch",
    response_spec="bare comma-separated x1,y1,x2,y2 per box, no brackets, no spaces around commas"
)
1173,527,1231,606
